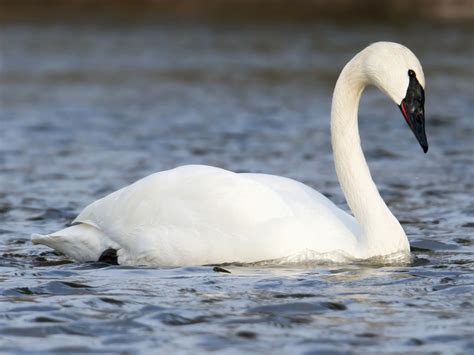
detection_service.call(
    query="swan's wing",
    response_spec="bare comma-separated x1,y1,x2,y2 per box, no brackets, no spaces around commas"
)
241,173,358,233
242,173,360,249
73,165,296,265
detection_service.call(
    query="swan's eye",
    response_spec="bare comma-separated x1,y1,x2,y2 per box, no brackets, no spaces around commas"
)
408,70,416,78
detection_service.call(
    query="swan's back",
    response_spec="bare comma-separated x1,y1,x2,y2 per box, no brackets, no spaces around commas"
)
76,165,292,235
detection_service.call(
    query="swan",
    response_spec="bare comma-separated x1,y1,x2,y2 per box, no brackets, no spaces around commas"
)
32,42,428,266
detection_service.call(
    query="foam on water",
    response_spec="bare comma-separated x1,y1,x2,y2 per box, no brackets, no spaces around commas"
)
248,249,411,266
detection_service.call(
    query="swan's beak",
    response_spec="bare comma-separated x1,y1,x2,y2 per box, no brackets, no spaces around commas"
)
399,76,428,153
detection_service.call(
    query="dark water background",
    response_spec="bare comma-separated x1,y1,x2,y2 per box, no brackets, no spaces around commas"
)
0,22,473,353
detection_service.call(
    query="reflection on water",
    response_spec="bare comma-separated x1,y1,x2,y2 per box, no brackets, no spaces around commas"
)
0,22,473,353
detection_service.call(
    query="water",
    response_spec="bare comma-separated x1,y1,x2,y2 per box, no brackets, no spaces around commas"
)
1,22,473,353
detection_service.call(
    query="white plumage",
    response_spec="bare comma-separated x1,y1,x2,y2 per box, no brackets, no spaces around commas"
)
32,42,426,266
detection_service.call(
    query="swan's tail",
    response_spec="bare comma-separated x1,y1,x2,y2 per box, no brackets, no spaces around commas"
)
32,224,115,262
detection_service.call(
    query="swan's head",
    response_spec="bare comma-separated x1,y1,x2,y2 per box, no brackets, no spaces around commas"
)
361,42,428,153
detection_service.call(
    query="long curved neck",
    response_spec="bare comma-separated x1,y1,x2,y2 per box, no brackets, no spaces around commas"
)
331,55,409,257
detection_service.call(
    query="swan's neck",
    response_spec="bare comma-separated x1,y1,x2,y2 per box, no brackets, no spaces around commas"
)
331,56,409,257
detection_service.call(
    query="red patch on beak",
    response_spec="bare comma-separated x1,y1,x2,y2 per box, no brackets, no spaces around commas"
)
400,101,413,129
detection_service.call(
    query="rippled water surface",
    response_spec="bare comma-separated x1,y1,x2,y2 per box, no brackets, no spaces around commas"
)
1,22,473,353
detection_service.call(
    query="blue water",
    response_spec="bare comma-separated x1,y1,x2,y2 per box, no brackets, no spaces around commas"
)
0,22,473,353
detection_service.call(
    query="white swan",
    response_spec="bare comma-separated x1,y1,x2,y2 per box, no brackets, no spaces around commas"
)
32,42,428,266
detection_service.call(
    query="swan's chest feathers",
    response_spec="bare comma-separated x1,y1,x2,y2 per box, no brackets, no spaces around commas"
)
74,165,359,265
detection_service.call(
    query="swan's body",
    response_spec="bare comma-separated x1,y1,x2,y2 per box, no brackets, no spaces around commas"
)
32,42,428,266
34,166,362,265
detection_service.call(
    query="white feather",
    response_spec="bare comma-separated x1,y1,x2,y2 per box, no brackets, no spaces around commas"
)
32,42,422,266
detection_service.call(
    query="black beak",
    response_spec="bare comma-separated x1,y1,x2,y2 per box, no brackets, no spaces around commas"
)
399,72,428,153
